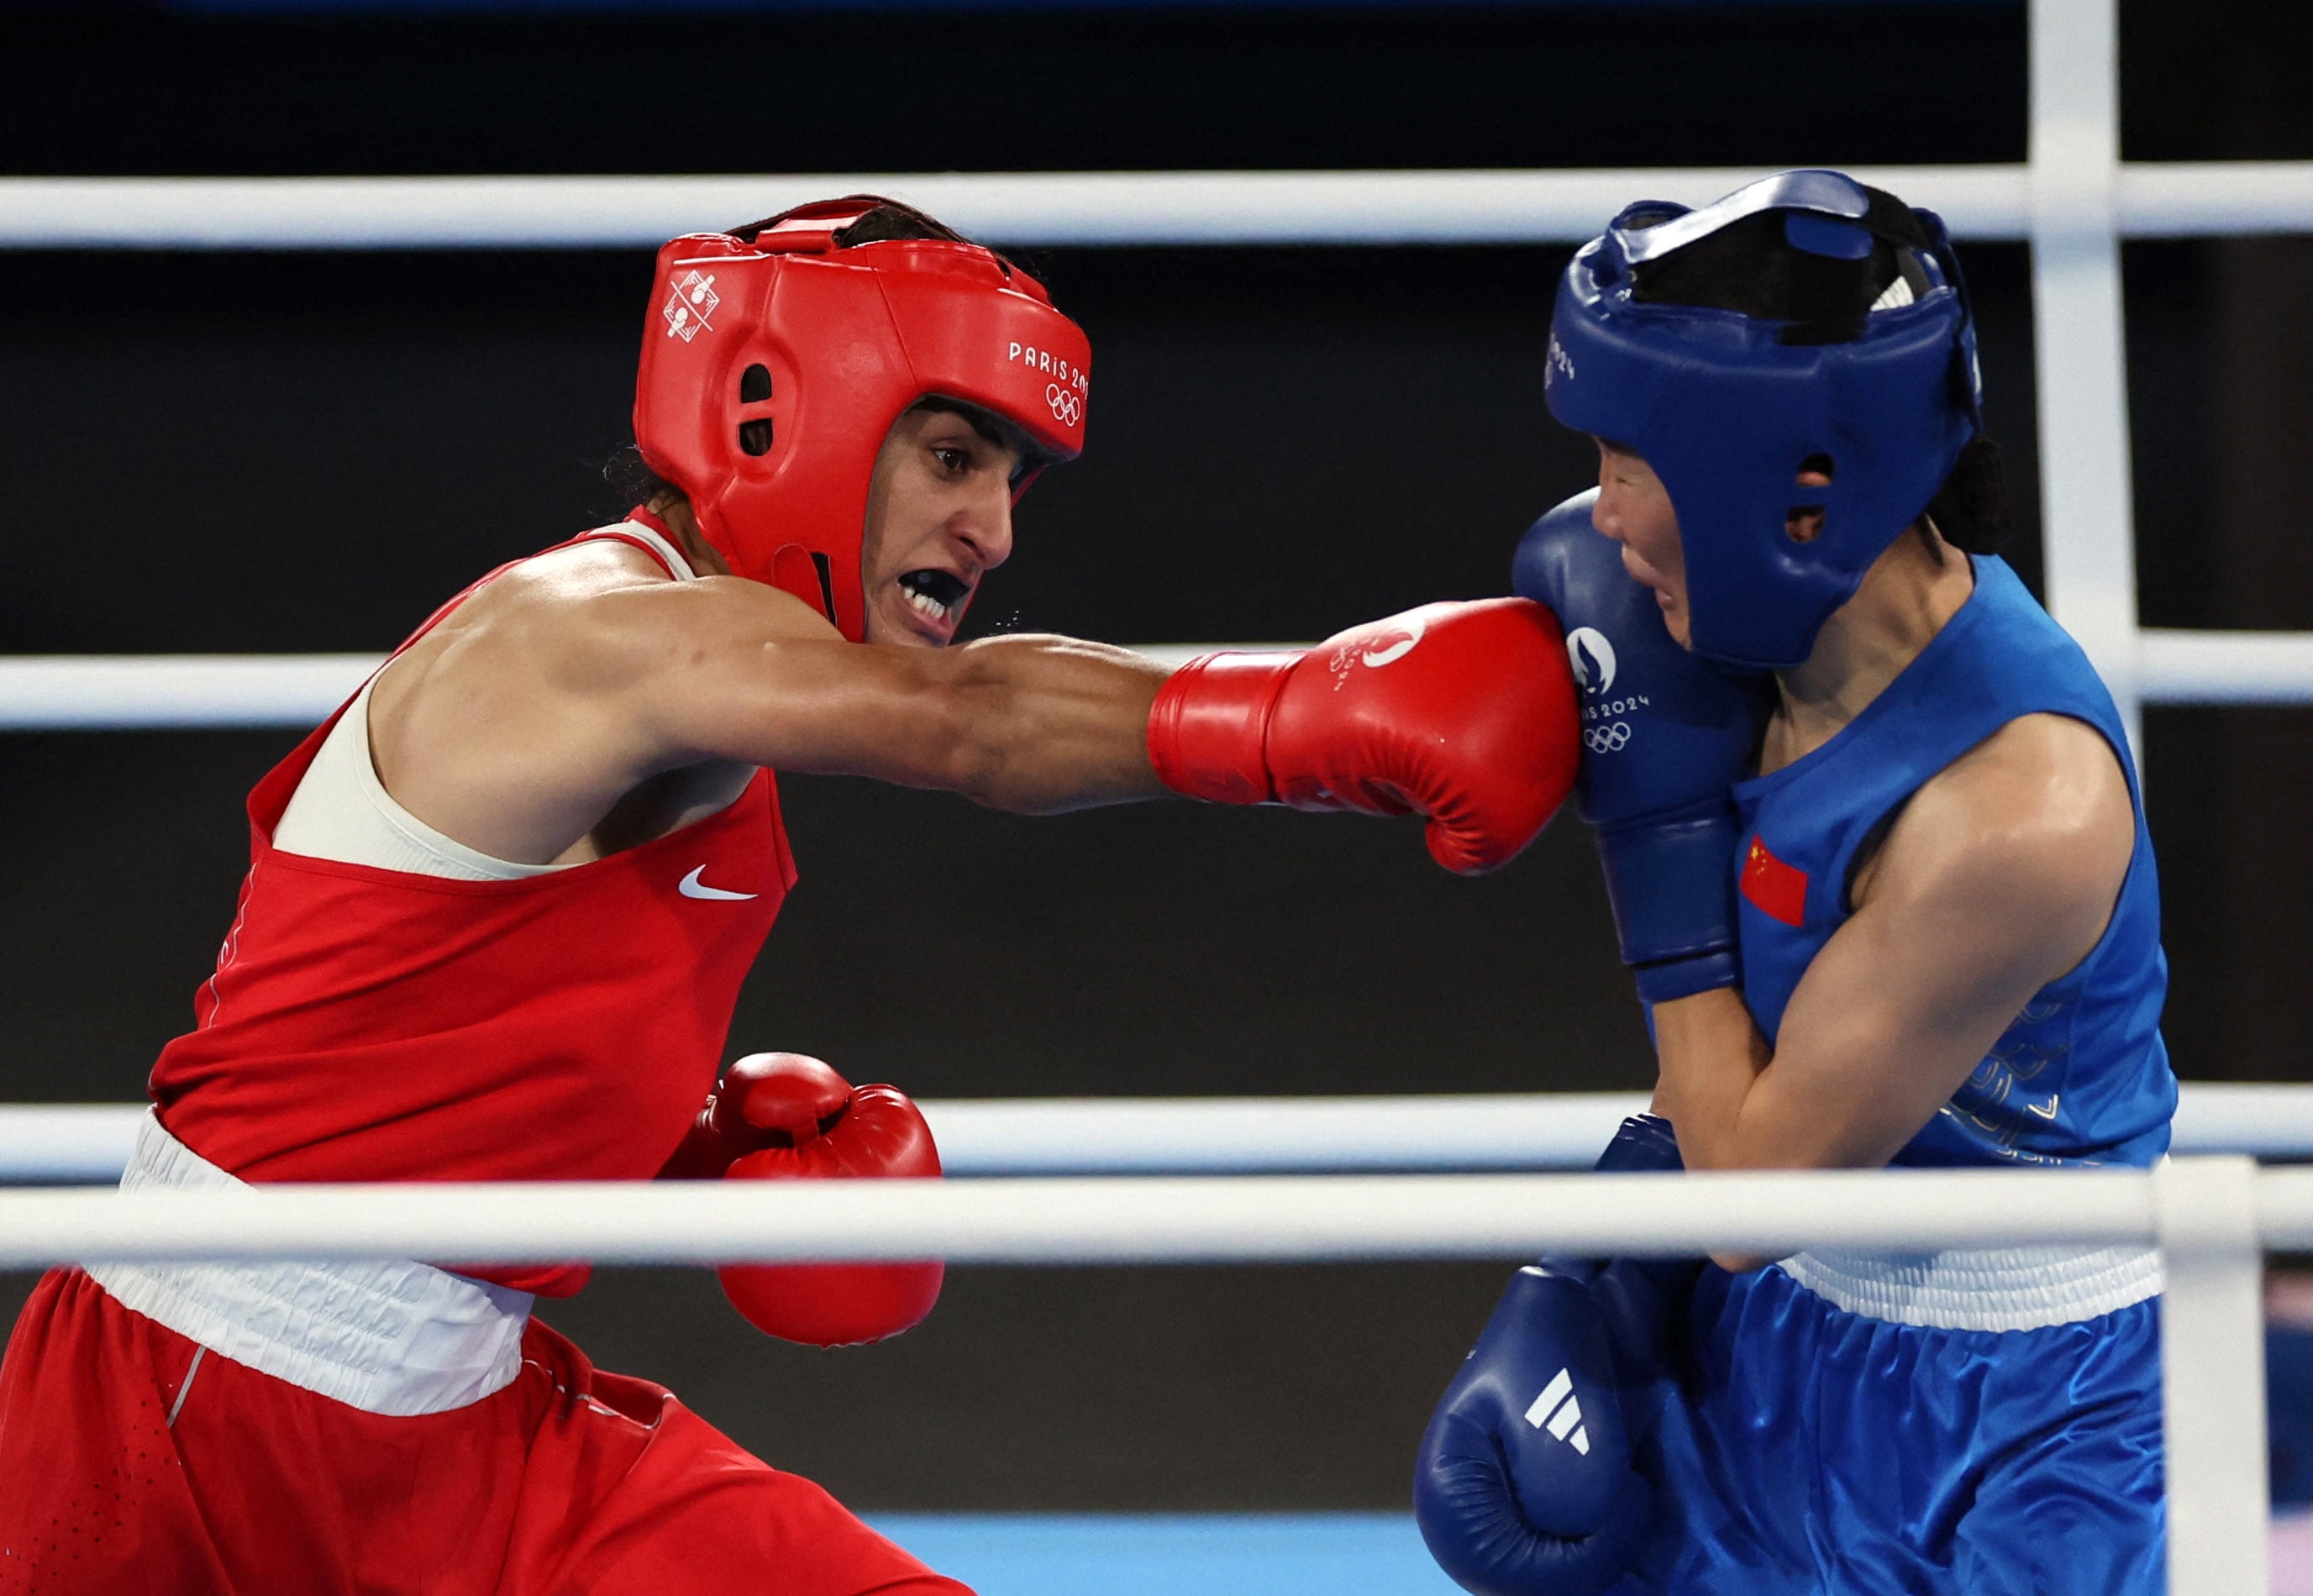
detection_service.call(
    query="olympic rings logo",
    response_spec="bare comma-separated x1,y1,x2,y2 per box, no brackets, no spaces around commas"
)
1585,722,1632,754
1046,384,1083,427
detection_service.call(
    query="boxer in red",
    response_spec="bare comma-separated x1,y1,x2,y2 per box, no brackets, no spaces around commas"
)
0,197,1580,1593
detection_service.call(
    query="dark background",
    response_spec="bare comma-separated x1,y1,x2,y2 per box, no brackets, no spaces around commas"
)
3,0,2309,1513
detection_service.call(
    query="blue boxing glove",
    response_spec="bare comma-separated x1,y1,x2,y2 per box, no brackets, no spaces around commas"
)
1415,1115,1696,1596
1416,1267,1650,1596
1513,491,1773,1003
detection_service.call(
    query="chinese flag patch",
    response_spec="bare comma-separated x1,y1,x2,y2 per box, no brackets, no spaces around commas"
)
1740,835,1808,927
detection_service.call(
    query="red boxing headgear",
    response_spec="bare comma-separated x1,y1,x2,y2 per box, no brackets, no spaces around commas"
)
633,197,1092,642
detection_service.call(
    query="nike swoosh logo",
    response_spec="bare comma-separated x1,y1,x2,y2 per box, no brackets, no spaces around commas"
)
678,865,757,901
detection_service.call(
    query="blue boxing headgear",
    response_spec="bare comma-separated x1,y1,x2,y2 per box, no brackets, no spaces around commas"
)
1543,169,1983,670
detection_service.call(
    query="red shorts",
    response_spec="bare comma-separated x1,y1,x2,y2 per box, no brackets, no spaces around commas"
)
0,1269,970,1596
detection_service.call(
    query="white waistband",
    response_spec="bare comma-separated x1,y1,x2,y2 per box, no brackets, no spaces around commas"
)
83,1111,534,1416
1775,1244,2163,1332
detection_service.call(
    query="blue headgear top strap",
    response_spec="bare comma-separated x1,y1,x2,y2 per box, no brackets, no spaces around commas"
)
1544,169,1982,671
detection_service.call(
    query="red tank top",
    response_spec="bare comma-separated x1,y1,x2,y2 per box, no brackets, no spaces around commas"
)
150,527,794,1295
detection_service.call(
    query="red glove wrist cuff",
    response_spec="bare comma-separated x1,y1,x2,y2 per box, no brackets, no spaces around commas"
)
1145,651,1301,806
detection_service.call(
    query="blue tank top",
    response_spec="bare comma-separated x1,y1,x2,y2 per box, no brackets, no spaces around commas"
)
1729,555,2175,1168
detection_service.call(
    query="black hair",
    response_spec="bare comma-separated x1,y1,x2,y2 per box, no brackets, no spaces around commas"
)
1921,436,2009,555
603,443,673,509
1625,192,2009,554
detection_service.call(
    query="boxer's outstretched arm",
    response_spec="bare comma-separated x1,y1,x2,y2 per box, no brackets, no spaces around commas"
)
1650,713,2134,1189
376,543,1573,866
608,577,1576,845
660,622,1174,813
370,559,1170,877
576,570,1166,811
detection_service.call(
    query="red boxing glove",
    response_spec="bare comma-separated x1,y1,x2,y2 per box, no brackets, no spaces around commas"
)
1145,599,1580,874
655,1050,853,1182
670,1053,945,1348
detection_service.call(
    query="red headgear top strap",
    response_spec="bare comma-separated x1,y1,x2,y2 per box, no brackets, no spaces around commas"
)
632,197,1092,642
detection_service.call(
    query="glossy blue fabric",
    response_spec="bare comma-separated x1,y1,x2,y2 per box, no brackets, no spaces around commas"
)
1604,1264,2164,1594
1730,555,2177,1170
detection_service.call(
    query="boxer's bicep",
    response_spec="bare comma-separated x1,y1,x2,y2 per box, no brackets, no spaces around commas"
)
554,575,874,769
1737,878,2047,1171
598,581,971,785
1734,720,2134,1169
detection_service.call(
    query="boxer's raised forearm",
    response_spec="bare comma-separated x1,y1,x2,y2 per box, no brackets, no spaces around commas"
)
1648,990,1779,1272
1648,988,1773,1173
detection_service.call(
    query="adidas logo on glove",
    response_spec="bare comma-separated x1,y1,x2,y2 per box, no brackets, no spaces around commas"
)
1523,1368,1590,1456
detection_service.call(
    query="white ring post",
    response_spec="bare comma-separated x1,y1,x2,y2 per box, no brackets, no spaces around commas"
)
2157,1156,2270,1596
2030,0,2144,753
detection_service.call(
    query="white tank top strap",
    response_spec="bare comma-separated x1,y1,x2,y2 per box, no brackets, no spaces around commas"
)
1775,1243,2163,1333
271,674,566,879
576,517,699,580
271,517,700,879
83,1111,534,1416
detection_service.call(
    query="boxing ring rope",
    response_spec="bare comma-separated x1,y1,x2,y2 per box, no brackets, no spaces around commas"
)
0,1156,2284,1596
9,1085,2313,1185
0,646,1217,730
0,1163,2258,1267
8,629,2313,729
1,163,2309,250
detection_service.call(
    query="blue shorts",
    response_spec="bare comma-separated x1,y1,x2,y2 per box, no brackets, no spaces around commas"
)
1610,1247,2167,1595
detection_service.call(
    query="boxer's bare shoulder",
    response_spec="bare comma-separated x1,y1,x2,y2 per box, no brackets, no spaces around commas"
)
359,533,828,868
1850,710,2135,946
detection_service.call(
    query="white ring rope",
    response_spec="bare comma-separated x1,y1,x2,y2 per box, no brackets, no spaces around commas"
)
0,1158,2302,1269
5,1086,2310,1185
11,633,2313,730
0,1166,2210,1269
3,164,2310,250
0,647,1227,731
0,654,379,731
2139,630,2313,706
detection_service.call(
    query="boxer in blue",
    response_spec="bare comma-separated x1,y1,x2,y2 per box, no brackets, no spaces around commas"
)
1415,171,2174,1593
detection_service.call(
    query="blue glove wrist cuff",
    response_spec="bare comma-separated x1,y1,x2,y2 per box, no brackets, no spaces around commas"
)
1557,1116,1701,1374
1591,1112,1683,1174
1632,948,1740,1004
1595,796,1743,973
1538,1115,1687,1279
